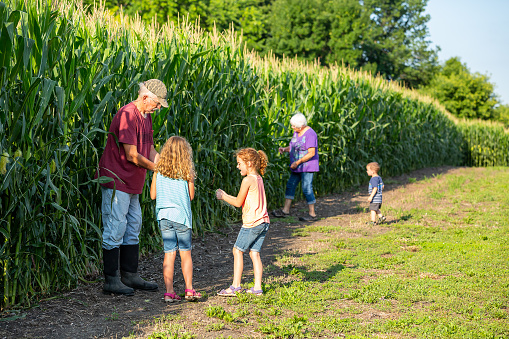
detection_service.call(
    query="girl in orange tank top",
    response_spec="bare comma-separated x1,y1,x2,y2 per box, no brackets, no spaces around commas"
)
215,148,270,296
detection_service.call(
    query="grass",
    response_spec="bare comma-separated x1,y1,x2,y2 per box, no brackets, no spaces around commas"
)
138,168,509,338
140,314,197,339
206,306,235,322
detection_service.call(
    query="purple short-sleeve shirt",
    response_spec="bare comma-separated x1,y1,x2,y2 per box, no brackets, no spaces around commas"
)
289,127,319,173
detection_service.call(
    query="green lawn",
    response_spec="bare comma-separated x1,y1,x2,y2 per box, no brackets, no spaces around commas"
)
139,168,509,338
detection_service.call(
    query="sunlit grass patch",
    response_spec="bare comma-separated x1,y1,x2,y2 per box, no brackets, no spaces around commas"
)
280,169,509,337
258,315,311,338
143,314,196,339
205,322,225,331
141,169,509,338
206,305,235,322
283,216,300,223
291,228,310,237
318,316,363,334
301,224,344,233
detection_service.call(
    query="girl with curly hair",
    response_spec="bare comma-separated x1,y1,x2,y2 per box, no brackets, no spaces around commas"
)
150,136,201,302
215,148,270,296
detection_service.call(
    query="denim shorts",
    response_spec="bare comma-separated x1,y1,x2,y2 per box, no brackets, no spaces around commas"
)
234,222,269,253
159,219,192,252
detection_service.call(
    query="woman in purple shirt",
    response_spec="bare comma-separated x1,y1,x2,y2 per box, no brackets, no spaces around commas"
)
273,112,319,221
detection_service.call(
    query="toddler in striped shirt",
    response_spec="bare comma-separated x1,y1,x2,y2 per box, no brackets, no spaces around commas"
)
366,162,386,225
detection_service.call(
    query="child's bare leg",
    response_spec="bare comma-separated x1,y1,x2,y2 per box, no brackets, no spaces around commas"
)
370,210,377,222
249,251,263,291
282,198,292,214
179,250,194,294
308,203,316,217
377,209,383,218
163,252,177,299
232,247,244,288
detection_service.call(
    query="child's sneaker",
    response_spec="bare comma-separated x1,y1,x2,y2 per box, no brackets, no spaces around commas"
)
377,216,387,225
366,221,377,226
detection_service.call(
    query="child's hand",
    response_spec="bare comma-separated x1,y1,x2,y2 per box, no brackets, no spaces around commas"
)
278,147,285,154
367,197,372,203
290,161,299,169
215,189,224,200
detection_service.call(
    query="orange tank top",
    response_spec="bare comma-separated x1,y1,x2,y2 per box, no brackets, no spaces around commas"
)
242,174,270,228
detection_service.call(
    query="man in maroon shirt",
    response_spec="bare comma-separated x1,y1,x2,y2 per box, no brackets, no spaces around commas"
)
97,79,168,295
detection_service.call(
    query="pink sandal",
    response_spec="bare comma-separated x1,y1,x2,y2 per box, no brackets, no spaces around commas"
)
164,292,181,302
184,289,202,301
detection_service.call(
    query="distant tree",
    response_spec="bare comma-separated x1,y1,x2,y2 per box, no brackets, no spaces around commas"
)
494,104,509,127
422,57,498,120
265,0,331,64
360,0,440,88
326,0,370,68
204,0,271,52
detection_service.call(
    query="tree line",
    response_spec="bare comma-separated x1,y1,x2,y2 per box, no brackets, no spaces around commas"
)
421,57,509,124
83,0,509,125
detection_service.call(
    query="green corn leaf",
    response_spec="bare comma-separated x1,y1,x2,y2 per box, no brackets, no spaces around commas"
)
0,22,15,68
31,77,56,127
7,9,21,30
0,2,6,28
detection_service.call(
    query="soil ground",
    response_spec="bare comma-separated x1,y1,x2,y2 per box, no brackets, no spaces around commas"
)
0,166,464,339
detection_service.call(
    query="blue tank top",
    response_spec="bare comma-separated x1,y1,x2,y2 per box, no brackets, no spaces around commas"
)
155,174,192,228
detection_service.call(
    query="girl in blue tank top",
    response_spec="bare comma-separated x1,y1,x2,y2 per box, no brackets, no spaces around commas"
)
150,136,201,302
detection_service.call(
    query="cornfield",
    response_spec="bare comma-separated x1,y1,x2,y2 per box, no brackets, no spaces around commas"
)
0,0,506,308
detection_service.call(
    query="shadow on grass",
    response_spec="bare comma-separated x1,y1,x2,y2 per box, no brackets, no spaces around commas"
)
383,214,413,225
282,263,348,283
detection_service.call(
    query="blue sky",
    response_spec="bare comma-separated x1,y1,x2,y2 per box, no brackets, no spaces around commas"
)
425,0,509,104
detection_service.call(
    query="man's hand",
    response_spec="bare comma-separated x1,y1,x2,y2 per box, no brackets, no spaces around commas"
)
123,144,155,170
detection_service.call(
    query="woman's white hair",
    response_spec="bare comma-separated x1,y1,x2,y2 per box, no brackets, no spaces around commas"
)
289,112,307,128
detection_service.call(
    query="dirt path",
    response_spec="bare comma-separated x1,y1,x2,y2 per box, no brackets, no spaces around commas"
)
0,166,464,339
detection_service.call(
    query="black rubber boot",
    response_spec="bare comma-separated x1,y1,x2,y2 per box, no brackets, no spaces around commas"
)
103,248,134,296
120,244,158,291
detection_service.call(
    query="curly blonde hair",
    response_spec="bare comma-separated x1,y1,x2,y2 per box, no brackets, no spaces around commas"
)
155,136,195,181
236,148,268,176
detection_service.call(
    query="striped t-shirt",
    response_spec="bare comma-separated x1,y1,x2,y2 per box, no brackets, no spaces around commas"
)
155,174,192,228
368,176,384,204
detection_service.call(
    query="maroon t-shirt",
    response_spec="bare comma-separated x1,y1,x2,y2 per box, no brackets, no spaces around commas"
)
97,102,154,194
